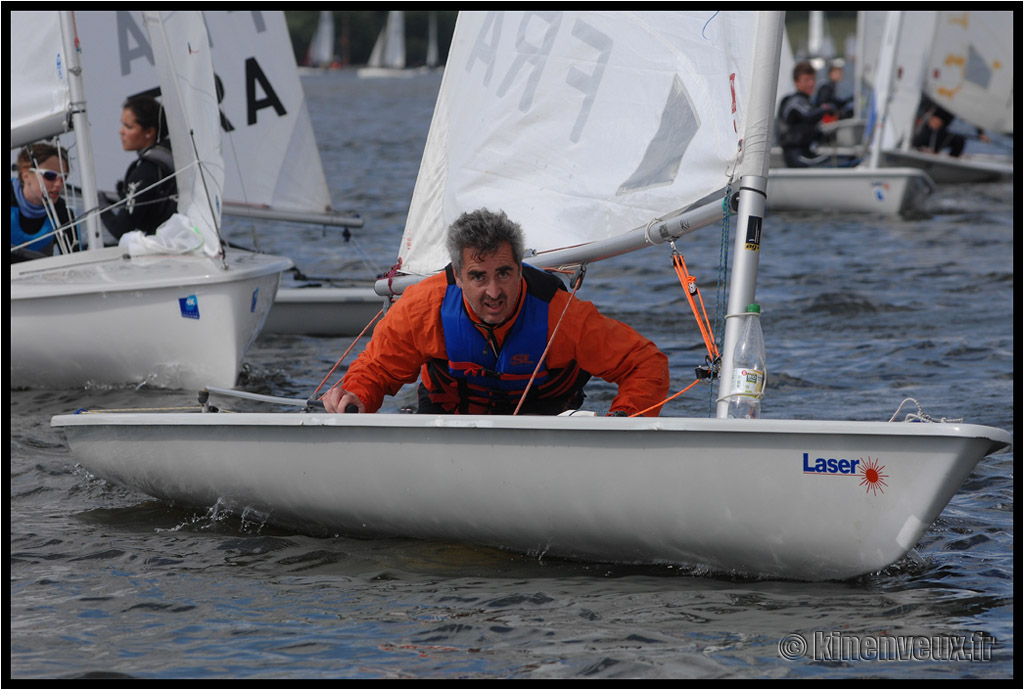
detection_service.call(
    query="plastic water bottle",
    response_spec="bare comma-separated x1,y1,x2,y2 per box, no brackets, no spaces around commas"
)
727,303,766,419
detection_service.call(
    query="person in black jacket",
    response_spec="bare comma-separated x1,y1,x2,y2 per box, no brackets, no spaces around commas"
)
777,61,837,168
814,60,853,120
101,95,177,240
911,97,987,158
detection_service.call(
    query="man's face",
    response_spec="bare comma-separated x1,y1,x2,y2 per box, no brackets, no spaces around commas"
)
455,242,522,325
795,73,816,96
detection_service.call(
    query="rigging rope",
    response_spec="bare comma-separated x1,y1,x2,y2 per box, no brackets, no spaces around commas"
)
313,307,386,399
709,185,732,415
10,159,203,254
628,378,702,418
888,398,964,424
512,266,585,416
671,248,719,363
633,188,733,418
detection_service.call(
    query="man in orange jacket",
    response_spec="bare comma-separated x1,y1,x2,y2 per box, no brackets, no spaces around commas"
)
322,208,669,416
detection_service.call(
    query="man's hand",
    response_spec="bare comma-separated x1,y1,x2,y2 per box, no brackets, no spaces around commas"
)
321,387,366,413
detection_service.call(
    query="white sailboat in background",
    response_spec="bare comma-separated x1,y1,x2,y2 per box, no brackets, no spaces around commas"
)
72,11,358,230
54,11,1011,581
875,10,1014,184
802,10,836,71
301,10,337,70
425,12,441,70
11,11,291,390
768,11,936,217
70,10,380,337
357,11,411,79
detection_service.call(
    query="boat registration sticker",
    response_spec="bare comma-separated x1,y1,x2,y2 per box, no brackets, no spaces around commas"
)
179,295,200,320
744,215,761,251
251,288,259,313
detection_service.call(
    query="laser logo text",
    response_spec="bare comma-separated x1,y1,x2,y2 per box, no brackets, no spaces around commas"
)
802,453,889,495
803,453,859,475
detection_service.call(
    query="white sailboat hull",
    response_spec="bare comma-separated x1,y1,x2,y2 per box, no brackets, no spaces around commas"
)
11,247,292,389
51,411,1011,581
767,167,935,216
882,149,1013,184
264,286,383,336
355,66,421,79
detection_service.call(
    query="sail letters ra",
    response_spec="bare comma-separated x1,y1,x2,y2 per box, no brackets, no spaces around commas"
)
115,11,287,132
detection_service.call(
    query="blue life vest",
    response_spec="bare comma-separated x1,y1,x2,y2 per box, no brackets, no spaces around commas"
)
421,264,590,414
441,274,551,390
10,205,57,254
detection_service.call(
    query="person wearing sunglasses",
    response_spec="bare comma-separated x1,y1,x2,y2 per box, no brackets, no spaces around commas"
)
100,94,177,240
10,141,79,262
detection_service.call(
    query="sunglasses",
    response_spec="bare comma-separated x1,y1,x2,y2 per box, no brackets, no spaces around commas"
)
29,168,67,182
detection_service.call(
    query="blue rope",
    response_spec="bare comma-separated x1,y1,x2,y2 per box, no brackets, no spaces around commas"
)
709,186,731,417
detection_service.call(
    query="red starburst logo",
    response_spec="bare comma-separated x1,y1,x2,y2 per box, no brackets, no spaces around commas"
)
859,457,889,495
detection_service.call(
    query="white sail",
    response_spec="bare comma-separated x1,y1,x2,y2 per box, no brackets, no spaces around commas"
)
306,10,335,67
142,11,224,257
9,11,71,148
777,26,796,115
399,11,762,277
922,10,1014,134
806,10,835,65
426,12,440,68
71,11,334,220
10,12,103,248
366,11,407,70
883,12,936,151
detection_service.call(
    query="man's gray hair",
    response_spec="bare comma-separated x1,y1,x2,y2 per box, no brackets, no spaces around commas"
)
446,208,526,272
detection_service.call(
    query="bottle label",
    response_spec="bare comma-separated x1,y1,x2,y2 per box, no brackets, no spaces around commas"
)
731,367,764,398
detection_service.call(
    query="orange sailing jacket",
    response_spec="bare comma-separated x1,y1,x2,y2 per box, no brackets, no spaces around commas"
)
341,265,669,415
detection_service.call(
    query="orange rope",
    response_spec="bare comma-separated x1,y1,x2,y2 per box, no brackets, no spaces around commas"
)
673,251,720,361
513,270,584,416
313,307,385,398
628,378,701,417
623,253,719,418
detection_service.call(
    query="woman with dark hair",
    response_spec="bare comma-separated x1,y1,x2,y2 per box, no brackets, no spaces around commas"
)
101,94,178,239
9,141,78,262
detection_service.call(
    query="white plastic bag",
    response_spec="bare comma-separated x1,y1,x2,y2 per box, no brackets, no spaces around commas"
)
117,213,205,256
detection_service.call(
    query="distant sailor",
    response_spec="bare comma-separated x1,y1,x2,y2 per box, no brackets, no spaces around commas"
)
321,208,670,416
777,61,837,168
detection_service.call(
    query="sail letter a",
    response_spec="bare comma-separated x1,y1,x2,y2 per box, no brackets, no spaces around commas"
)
617,74,699,195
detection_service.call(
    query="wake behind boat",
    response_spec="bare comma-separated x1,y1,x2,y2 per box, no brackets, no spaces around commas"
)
54,11,1012,581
